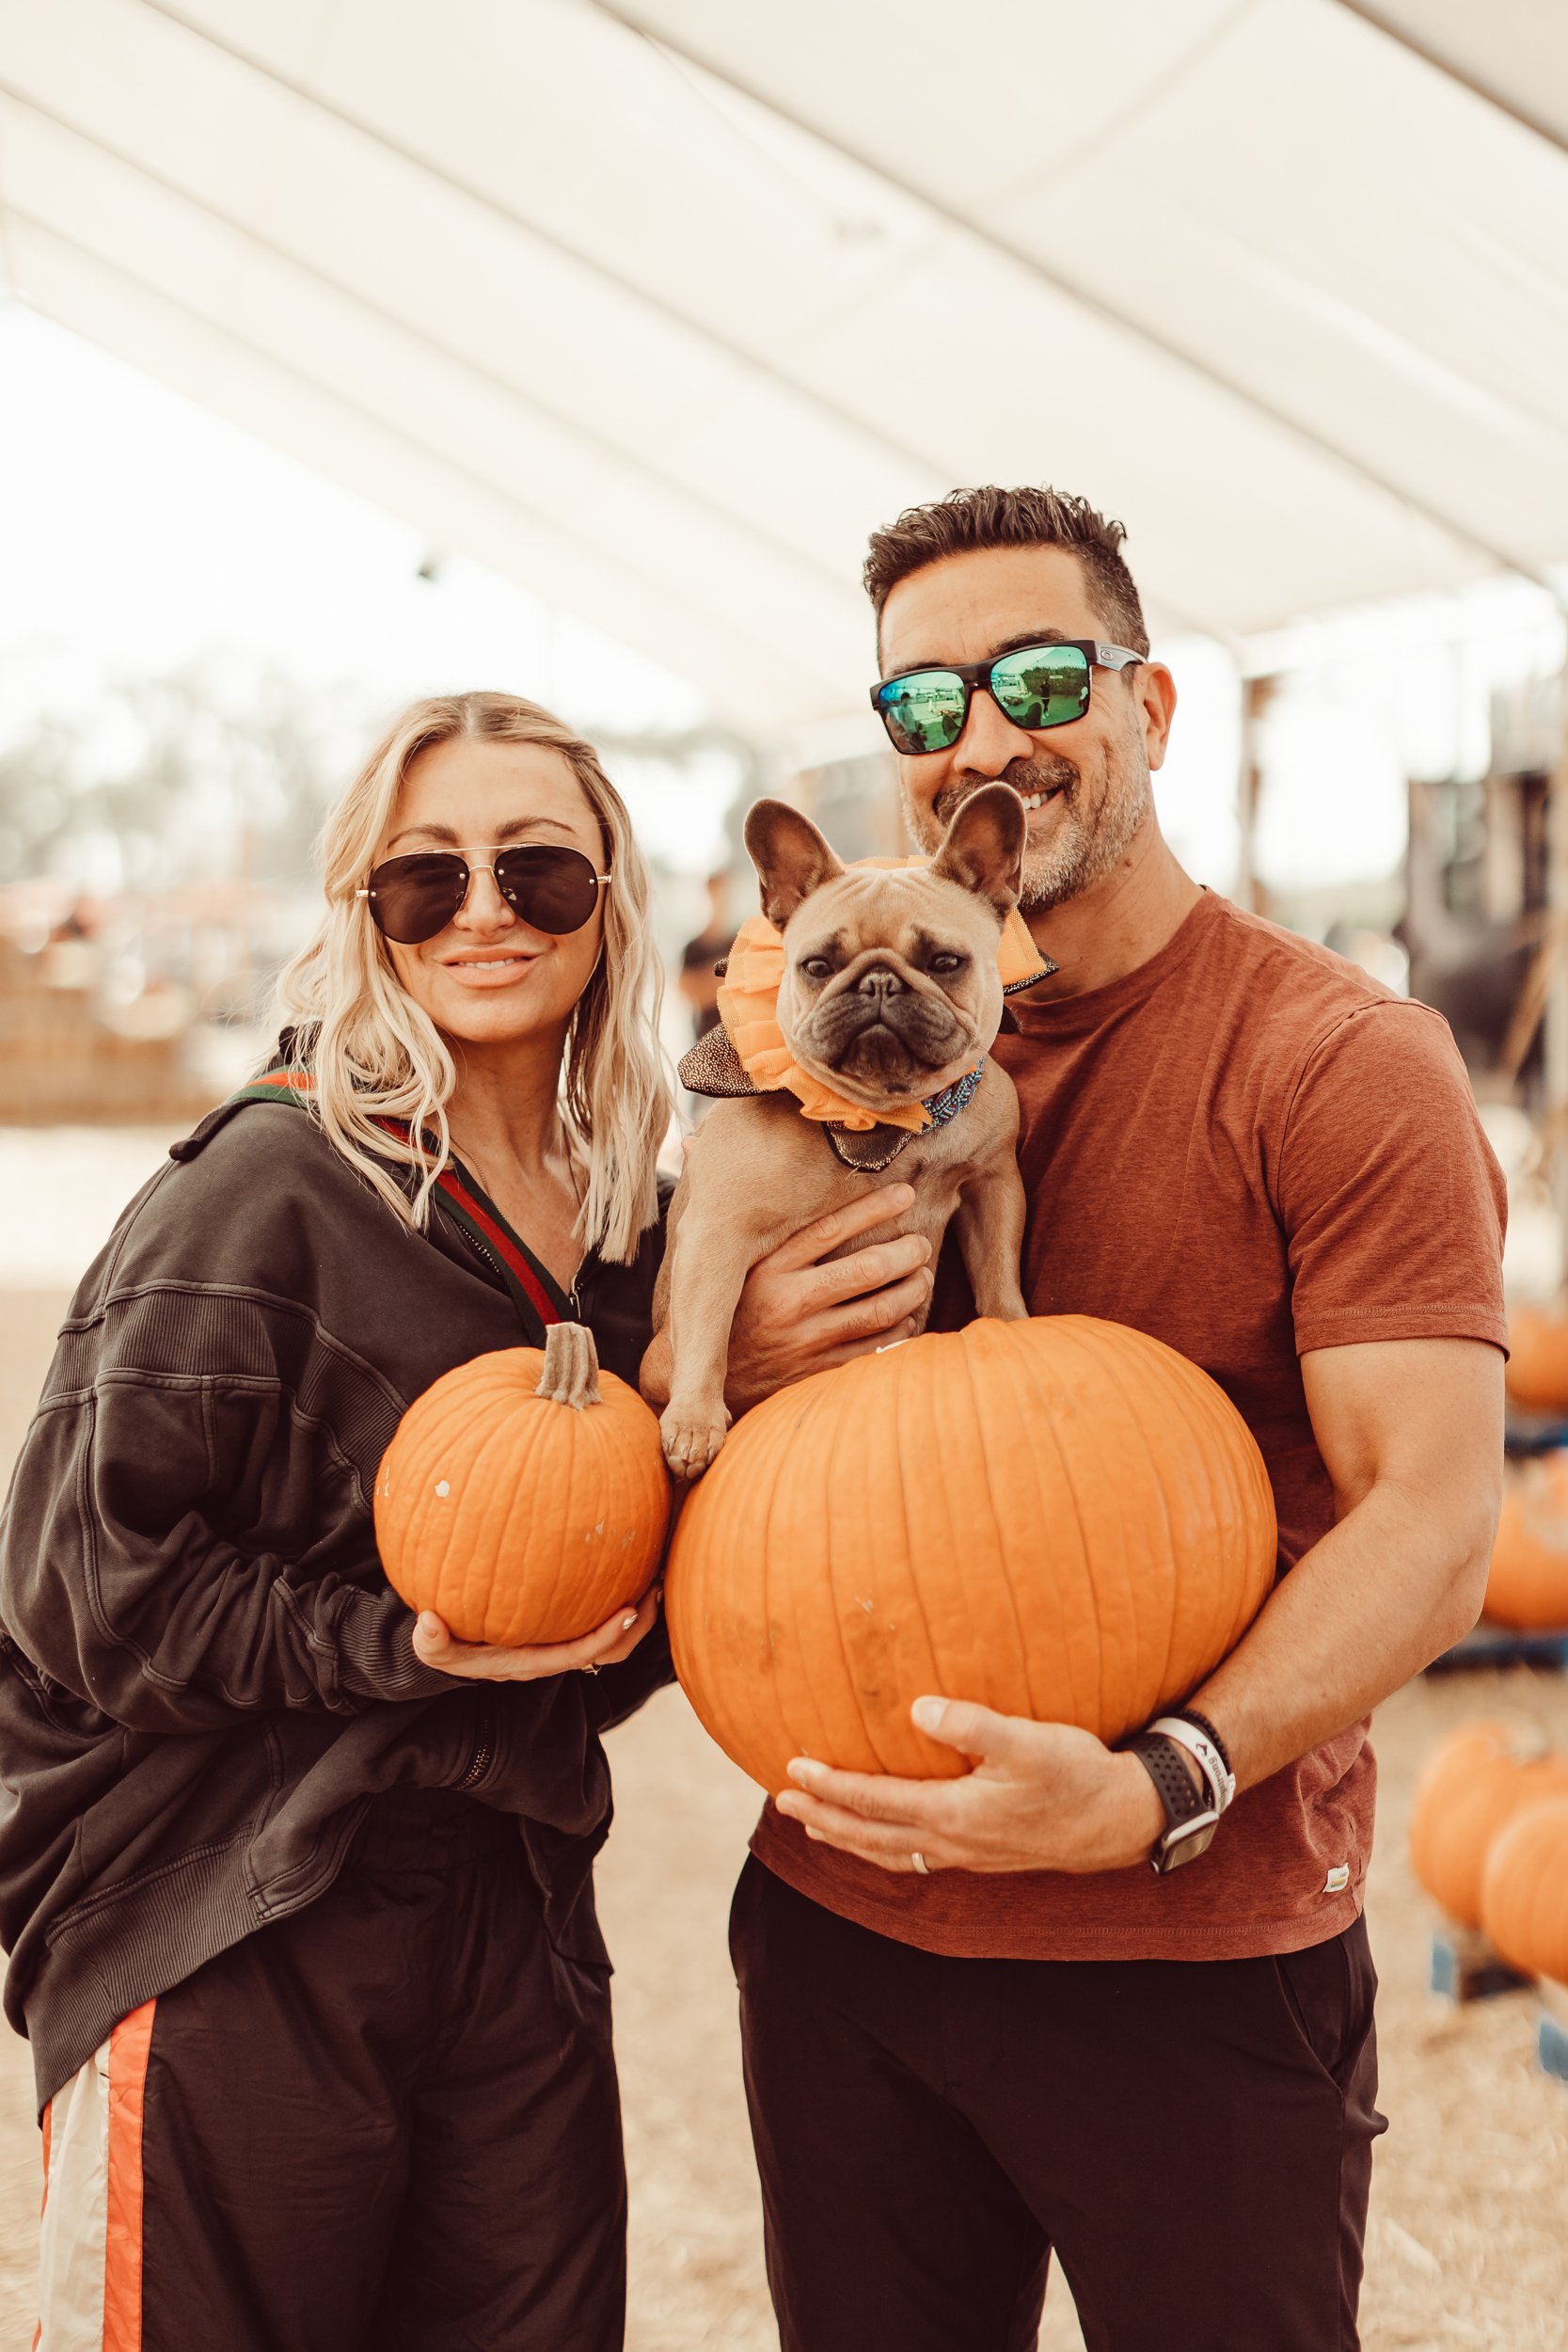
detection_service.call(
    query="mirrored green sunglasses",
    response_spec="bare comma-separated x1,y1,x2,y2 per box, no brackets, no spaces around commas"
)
869,639,1144,757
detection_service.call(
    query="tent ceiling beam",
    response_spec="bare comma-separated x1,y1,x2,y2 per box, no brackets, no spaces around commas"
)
5,201,846,704
0,77,859,612
134,0,970,498
581,0,1562,602
1327,1,1568,159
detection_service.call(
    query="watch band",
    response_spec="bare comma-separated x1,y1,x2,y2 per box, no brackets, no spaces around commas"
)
1128,1732,1207,1832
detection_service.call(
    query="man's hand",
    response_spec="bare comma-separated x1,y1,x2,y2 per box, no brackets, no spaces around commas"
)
641,1182,934,1417
410,1582,660,1681
721,1183,934,1414
774,1696,1165,1876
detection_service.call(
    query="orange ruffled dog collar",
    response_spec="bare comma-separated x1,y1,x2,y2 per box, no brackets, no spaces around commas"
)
715,857,1053,1134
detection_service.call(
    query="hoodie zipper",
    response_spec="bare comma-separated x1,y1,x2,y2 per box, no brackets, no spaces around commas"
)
456,1702,496,1792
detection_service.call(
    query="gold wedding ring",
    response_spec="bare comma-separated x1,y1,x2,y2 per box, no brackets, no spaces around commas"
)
911,1851,930,1876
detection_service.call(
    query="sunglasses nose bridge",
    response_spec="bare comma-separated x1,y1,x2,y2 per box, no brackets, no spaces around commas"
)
956,675,1037,769
450,860,518,930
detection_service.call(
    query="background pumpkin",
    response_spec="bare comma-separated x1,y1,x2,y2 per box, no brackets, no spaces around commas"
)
1504,1308,1568,1414
1407,1717,1568,1929
374,1322,670,1645
1484,1455,1568,1630
1481,1796,1568,1981
665,1314,1277,1795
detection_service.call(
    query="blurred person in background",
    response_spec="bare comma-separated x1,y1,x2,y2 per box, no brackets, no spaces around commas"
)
677,866,736,1042
671,488,1507,2352
0,691,673,2352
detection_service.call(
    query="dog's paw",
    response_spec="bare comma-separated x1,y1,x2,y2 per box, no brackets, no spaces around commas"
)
660,1401,731,1482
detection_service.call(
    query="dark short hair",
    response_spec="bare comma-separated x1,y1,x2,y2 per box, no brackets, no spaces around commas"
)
863,485,1149,657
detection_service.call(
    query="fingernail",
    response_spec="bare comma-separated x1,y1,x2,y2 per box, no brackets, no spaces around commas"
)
805,1828,825,1842
622,1614,638,1630
911,1695,944,1732
786,1758,818,1784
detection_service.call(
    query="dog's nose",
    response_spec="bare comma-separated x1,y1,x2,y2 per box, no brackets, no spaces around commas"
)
857,966,904,1002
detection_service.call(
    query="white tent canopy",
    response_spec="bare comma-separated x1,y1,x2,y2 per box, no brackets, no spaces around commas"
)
1,0,1565,734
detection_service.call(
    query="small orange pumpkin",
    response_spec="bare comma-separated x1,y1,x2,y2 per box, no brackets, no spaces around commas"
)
1505,1308,1568,1414
1481,1796,1568,1979
665,1315,1277,1795
374,1324,670,1645
1407,1717,1568,1929
1485,1456,1568,1630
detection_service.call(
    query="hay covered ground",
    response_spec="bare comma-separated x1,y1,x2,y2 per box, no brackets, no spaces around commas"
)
0,1274,1565,2348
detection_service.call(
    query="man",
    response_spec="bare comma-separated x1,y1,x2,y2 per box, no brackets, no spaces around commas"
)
702,488,1506,2349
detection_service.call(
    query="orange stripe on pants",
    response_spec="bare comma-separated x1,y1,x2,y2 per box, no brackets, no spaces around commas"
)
34,1999,155,2352
103,2003,154,2352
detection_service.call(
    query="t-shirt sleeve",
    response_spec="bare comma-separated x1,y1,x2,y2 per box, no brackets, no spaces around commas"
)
1275,1000,1508,1358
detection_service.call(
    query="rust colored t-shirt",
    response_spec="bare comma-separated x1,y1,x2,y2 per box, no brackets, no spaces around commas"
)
751,890,1508,1960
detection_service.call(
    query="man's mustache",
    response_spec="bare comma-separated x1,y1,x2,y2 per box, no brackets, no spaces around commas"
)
933,756,1078,832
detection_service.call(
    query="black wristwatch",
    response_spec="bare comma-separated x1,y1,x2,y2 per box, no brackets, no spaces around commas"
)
1128,1715,1235,1876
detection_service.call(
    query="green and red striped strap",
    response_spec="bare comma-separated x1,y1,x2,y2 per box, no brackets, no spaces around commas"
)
227,1069,564,1337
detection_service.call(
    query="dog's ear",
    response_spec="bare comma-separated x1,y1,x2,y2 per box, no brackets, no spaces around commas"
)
930,785,1026,919
743,800,847,930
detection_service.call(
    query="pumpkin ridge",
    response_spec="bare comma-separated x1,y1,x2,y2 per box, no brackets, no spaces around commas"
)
977,1325,1059,1727
907,1333,983,1726
1058,1320,1136,1736
1121,1327,1240,1705
1117,1329,1221,1707
1006,1330,1085,1725
747,1391,813,1783
820,1363,907,1774
1035,1321,1123,1731
467,1403,535,1642
770,1374,846,1769
1013,1330,1097,1726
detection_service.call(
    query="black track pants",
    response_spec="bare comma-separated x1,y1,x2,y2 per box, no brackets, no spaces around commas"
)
731,1857,1386,2352
37,1790,626,2352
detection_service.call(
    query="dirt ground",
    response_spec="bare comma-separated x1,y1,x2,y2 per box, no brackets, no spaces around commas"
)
1,1284,1566,2349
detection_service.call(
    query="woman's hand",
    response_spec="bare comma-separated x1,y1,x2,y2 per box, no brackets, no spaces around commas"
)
410,1582,661,1681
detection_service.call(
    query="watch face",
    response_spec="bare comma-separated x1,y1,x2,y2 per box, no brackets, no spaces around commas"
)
1153,1814,1218,1875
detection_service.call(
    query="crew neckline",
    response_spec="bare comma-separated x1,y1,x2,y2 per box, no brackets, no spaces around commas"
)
1003,887,1222,1039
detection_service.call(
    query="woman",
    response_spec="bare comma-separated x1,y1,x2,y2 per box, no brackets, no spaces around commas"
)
0,691,673,2351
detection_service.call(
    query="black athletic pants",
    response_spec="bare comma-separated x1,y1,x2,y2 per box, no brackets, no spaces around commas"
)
42,1789,626,2352
731,1857,1386,2352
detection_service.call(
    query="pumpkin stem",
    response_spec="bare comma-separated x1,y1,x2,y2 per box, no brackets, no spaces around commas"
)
536,1321,602,1410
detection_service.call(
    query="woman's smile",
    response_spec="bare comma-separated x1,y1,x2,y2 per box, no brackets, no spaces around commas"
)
437,946,546,983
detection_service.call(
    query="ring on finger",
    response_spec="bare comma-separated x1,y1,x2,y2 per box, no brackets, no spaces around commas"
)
911,1850,931,1876
580,1662,601,1677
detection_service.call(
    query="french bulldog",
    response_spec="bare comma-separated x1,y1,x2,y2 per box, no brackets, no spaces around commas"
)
646,782,1035,1480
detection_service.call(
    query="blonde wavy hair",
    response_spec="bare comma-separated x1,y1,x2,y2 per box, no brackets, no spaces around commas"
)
277,691,671,1263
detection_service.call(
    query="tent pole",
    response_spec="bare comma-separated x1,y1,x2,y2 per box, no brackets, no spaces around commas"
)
1544,673,1568,1287
1329,4,1568,160
1237,675,1273,917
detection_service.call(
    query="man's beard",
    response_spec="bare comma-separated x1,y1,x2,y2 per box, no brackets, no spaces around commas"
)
911,754,1152,912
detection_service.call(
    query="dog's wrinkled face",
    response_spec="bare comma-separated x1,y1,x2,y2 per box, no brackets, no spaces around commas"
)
742,785,1027,1113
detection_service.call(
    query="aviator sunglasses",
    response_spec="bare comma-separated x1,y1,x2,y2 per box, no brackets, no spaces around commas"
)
357,844,611,946
870,639,1144,757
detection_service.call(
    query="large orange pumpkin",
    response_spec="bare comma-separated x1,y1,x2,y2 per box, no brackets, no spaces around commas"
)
1505,1309,1568,1414
1407,1717,1568,1929
1481,1796,1568,1979
374,1324,670,1645
1485,1456,1568,1630
665,1315,1277,1794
